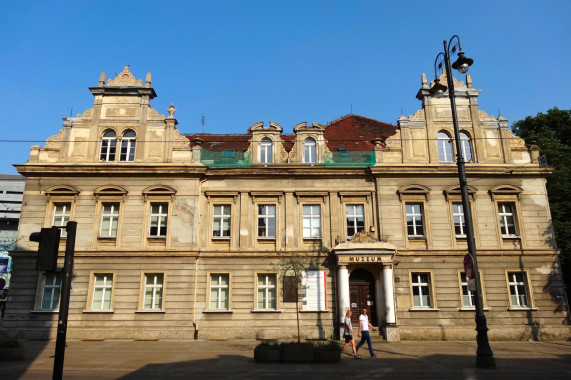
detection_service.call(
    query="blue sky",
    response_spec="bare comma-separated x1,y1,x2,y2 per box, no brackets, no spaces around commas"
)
1,1,569,175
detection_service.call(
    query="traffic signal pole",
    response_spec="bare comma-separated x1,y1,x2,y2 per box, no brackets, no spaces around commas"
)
53,221,77,380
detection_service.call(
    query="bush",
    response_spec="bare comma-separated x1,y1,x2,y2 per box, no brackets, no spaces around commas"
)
313,340,341,352
255,340,279,350
0,340,22,349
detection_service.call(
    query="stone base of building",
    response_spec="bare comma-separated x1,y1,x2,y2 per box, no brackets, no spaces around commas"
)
399,325,571,341
383,324,400,342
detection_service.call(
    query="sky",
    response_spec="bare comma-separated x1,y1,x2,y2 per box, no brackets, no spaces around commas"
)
0,0,569,175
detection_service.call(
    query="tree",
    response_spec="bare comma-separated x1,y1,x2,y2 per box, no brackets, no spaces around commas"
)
512,107,571,296
275,253,307,343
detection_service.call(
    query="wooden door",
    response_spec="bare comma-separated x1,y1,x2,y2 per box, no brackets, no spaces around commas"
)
349,281,377,326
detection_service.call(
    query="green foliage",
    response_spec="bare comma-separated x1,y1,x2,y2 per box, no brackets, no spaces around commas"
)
313,340,342,352
255,340,280,350
0,339,22,348
512,107,571,292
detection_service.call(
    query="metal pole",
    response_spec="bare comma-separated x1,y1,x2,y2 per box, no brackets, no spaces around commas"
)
442,39,495,368
53,221,77,380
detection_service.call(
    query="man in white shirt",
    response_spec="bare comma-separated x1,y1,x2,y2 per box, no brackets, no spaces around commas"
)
356,308,378,358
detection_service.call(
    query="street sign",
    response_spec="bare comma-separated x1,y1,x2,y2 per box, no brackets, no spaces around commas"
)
463,253,475,279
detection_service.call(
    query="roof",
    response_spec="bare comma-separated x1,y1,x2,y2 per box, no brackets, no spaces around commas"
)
185,114,397,152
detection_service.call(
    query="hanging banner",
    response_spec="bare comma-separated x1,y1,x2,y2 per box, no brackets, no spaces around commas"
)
301,270,327,311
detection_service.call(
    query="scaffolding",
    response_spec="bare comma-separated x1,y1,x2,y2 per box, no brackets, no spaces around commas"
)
200,149,251,168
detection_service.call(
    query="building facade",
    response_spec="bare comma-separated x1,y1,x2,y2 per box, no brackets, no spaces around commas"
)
3,66,569,341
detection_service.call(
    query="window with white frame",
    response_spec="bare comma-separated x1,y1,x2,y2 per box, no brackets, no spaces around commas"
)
260,138,273,164
303,205,321,238
39,272,62,311
258,205,276,238
406,203,425,237
498,202,518,237
257,274,277,310
143,273,164,310
460,272,475,308
213,205,231,237
149,203,168,237
507,271,529,307
459,132,473,162
452,203,466,237
209,273,229,310
92,273,113,310
437,131,454,163
53,202,71,238
346,204,364,238
304,138,316,163
100,203,119,238
99,130,117,162
411,272,432,307
119,130,136,162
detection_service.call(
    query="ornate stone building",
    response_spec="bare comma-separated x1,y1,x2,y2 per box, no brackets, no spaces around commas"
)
3,66,569,341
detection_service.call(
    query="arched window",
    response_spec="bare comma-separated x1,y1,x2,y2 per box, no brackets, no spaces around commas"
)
459,132,473,162
304,138,316,163
99,130,116,162
260,138,273,164
120,130,136,162
437,131,453,163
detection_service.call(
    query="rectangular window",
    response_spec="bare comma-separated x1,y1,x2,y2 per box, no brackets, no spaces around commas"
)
498,202,518,237
460,272,475,308
411,273,431,307
406,203,425,237
257,274,277,310
143,273,164,310
92,273,113,310
346,204,364,238
100,203,119,238
257,205,276,238
40,272,62,310
452,203,466,237
53,202,71,237
210,273,229,310
303,205,321,238
507,272,529,307
149,203,168,237
213,205,231,237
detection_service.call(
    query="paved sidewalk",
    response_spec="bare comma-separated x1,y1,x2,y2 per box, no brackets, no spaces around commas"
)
2,339,571,379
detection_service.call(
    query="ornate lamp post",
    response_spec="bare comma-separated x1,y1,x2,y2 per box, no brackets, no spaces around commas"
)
430,35,495,368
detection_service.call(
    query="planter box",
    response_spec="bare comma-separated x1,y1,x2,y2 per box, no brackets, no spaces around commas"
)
280,342,314,363
313,350,341,363
254,348,280,363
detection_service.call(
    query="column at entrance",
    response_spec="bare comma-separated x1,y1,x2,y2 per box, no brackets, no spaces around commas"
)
338,265,350,330
382,263,399,342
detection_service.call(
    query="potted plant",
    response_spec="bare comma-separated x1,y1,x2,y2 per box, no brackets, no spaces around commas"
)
313,340,342,363
0,339,25,361
254,340,280,363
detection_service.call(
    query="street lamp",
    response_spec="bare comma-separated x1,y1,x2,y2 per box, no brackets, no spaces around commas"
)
430,35,495,369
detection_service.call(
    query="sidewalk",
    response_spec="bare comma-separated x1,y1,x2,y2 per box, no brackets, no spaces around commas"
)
3,339,571,379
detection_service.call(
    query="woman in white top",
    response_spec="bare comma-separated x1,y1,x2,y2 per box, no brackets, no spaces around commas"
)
341,310,360,359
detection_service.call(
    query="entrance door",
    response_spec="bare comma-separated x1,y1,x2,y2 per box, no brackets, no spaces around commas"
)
348,269,377,326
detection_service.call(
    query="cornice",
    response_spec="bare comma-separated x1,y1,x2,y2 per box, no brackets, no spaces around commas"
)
15,163,207,177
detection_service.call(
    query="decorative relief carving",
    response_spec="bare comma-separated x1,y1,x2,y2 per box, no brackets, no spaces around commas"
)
431,70,464,87
46,129,64,148
106,65,143,87
508,130,526,147
148,108,165,120
77,108,93,119
349,231,378,243
279,141,289,162
385,131,401,148
173,129,190,149
288,143,297,162
408,109,425,120
478,110,496,121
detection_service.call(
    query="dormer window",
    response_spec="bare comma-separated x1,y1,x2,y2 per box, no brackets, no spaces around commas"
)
120,130,136,162
260,138,273,164
100,130,117,162
459,132,473,162
304,138,316,163
437,131,453,162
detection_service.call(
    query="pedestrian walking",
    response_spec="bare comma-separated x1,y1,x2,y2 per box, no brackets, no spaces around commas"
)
356,308,378,358
341,310,360,359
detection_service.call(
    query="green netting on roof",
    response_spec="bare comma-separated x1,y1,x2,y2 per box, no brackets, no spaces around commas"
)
324,151,376,167
200,149,251,167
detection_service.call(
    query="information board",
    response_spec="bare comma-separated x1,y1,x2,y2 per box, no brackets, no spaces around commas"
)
301,270,327,311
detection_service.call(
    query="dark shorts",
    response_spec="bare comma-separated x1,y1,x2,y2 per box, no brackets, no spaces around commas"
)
344,335,353,343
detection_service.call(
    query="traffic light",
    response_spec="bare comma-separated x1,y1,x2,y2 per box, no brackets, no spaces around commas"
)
29,227,60,271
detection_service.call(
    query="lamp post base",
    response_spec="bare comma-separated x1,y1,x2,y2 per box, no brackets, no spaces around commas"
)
475,314,496,369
